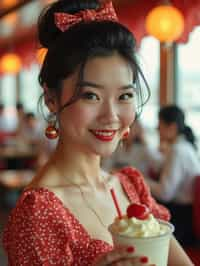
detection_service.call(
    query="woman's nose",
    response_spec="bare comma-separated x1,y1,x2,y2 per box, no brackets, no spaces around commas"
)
98,101,119,124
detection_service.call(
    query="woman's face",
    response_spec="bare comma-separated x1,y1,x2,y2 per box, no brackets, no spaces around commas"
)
158,119,177,143
57,53,136,157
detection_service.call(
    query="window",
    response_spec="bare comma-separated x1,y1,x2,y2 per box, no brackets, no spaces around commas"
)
20,63,41,113
138,36,160,145
1,74,17,130
177,26,200,152
0,64,41,130
1,74,16,107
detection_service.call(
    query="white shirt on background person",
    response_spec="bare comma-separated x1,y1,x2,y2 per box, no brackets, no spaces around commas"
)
146,135,200,204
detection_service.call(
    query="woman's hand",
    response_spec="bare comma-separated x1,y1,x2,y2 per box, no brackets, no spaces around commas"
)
93,246,155,266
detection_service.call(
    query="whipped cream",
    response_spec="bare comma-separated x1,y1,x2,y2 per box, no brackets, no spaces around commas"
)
111,214,168,238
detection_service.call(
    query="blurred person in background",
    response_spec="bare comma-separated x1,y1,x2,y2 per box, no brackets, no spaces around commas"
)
0,103,6,130
15,102,25,133
0,103,14,144
15,111,57,168
102,119,153,176
17,112,42,147
0,103,12,132
145,105,200,245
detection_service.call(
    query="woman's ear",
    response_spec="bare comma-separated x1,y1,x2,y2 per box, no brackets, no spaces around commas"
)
43,84,58,113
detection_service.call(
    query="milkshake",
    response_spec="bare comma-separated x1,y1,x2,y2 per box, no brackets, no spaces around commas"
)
109,203,174,266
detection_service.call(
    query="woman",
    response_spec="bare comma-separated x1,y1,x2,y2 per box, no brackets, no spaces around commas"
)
102,120,152,176
146,105,200,245
3,1,193,265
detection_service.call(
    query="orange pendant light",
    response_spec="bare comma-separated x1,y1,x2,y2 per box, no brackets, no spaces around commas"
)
145,5,184,42
1,0,17,8
0,53,22,74
1,0,18,26
3,13,18,25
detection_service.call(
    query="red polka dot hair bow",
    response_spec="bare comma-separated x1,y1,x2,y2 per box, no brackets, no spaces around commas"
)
54,1,118,32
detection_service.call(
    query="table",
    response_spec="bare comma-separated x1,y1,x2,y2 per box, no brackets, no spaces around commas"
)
0,170,35,189
0,146,37,170
0,169,35,208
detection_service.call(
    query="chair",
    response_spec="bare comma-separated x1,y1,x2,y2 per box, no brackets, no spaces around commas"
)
185,247,200,266
183,176,200,265
193,175,200,239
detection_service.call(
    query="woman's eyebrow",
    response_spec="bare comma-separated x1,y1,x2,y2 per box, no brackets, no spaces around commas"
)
79,81,103,89
120,85,135,90
79,81,135,90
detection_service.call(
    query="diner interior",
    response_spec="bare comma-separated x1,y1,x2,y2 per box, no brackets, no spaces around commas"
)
0,0,200,265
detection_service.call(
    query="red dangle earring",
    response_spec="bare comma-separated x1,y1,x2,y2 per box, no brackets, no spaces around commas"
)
45,113,59,139
119,127,130,149
122,127,130,139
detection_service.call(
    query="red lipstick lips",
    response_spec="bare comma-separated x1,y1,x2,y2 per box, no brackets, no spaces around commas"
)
90,129,117,142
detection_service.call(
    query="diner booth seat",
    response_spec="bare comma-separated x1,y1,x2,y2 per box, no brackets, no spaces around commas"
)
185,176,200,265
193,175,200,240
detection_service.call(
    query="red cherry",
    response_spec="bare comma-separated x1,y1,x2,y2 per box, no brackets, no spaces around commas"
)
126,203,150,220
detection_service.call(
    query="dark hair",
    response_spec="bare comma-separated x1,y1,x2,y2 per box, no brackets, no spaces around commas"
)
25,112,35,120
0,103,4,110
38,0,150,116
159,105,197,149
16,102,24,110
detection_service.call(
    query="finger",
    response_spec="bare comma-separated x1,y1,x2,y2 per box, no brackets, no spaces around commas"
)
95,246,135,265
114,261,133,266
113,255,149,266
111,255,149,266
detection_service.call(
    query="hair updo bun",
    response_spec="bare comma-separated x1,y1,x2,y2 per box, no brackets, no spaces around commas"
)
38,0,100,48
38,0,150,116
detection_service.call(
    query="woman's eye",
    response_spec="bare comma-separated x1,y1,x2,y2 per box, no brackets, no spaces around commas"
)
81,92,99,101
119,93,134,100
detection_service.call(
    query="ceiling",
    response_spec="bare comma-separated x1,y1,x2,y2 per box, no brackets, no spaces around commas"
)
0,1,43,38
0,0,132,42
0,0,199,54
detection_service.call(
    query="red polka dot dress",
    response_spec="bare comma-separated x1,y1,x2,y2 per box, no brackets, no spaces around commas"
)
3,167,170,266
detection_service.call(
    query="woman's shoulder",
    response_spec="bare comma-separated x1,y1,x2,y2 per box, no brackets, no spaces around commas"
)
103,166,143,178
110,166,148,200
115,166,145,184
102,166,144,187
113,167,171,221
116,166,143,176
19,186,70,220
21,186,59,204
3,189,74,265
26,163,59,189
173,136,198,159
3,188,69,247
174,136,192,150
5,187,67,229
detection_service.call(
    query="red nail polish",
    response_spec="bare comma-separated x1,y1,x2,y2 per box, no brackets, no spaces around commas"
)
140,256,149,263
126,246,135,253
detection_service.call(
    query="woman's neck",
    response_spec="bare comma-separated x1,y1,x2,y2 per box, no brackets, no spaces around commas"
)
169,135,179,144
51,140,103,189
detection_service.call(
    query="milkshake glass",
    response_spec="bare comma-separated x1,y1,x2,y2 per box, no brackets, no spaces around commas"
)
109,219,174,266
